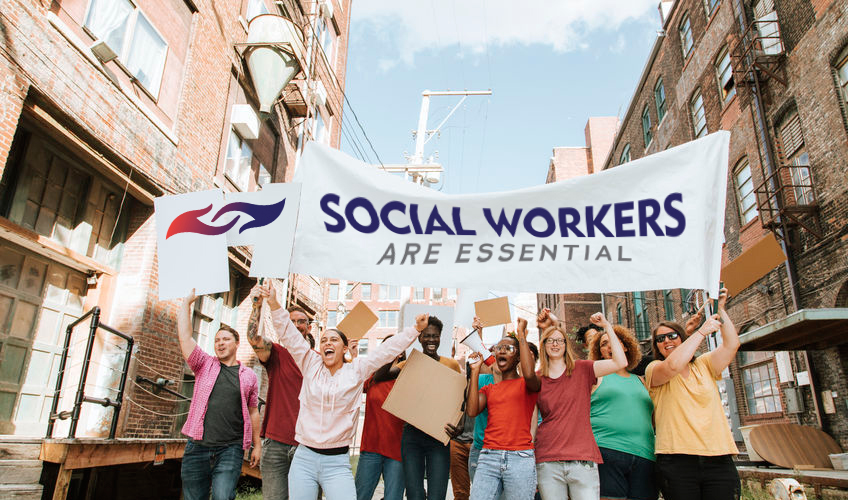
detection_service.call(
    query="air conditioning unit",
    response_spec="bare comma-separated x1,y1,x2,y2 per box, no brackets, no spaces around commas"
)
231,104,260,140
90,40,118,63
311,80,328,108
318,0,333,20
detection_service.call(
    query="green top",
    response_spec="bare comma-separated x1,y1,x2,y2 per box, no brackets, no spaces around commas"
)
590,372,655,461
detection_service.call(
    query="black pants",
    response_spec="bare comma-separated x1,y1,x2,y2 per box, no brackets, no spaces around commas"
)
655,454,740,500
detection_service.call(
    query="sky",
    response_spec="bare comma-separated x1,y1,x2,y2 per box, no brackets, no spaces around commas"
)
339,0,664,194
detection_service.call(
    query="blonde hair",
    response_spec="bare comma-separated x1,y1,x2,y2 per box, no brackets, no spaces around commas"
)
539,326,577,377
588,325,642,371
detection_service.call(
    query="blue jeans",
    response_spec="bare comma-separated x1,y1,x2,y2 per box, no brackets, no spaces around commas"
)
468,445,482,482
354,451,405,500
181,440,244,500
288,445,355,500
469,449,536,500
401,425,451,500
261,439,297,500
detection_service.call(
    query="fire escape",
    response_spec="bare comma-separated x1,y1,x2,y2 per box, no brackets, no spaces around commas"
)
731,5,821,241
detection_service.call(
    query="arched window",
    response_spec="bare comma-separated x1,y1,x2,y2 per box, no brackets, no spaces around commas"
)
690,89,707,138
679,13,694,58
655,77,667,121
619,144,631,164
641,106,652,147
715,45,736,103
733,157,758,224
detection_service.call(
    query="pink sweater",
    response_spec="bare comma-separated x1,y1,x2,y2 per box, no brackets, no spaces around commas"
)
271,308,418,449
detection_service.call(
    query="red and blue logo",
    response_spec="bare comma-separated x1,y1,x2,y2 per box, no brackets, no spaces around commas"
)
166,198,286,239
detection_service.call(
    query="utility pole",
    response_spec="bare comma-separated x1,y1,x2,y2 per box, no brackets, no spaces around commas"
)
384,89,492,185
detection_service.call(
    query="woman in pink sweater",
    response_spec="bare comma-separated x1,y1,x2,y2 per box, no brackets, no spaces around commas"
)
254,283,424,500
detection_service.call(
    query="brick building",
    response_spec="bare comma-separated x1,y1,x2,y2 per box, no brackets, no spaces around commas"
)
538,117,617,355
0,0,350,496
596,0,848,451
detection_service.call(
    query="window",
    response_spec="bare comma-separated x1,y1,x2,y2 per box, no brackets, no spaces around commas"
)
358,339,369,357
680,289,693,313
778,112,814,205
315,16,336,67
633,291,649,340
836,48,848,109
246,0,269,20
447,288,458,300
432,288,443,301
361,283,372,301
327,311,337,327
224,129,253,191
85,0,168,96
344,283,354,301
414,288,425,301
655,78,667,122
641,106,652,147
619,144,631,164
378,285,400,300
663,290,675,321
741,355,782,414
704,0,720,17
328,283,339,301
616,304,623,324
734,158,759,223
690,90,707,138
715,46,736,103
257,165,272,188
379,310,398,328
313,109,329,145
679,13,694,59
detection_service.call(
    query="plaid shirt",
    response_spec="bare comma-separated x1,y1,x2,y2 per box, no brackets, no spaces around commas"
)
181,345,259,449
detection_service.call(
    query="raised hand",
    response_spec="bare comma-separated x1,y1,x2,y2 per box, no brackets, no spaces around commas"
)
472,316,483,332
415,313,429,332
516,317,528,340
252,282,281,310
183,288,198,309
717,287,729,311
589,312,609,328
684,309,704,335
698,314,722,336
468,352,483,372
537,308,553,329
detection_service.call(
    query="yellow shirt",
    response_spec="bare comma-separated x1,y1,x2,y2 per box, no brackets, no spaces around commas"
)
645,352,738,456
398,356,461,373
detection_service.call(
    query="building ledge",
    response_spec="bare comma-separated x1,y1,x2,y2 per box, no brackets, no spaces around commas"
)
738,308,848,351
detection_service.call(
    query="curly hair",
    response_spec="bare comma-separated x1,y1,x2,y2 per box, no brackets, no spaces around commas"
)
588,324,642,371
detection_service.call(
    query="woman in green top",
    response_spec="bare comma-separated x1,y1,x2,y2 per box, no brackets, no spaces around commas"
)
589,325,657,500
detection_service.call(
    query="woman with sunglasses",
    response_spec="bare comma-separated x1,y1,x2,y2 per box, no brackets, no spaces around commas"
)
534,310,627,500
253,282,426,500
589,325,657,500
466,317,540,500
645,288,740,500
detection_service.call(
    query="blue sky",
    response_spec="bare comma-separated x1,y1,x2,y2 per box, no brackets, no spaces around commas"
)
340,0,663,194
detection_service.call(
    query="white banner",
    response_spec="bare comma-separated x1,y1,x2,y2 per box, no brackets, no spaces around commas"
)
291,132,729,296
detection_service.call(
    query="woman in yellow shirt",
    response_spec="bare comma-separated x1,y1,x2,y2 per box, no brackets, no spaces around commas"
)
645,288,740,500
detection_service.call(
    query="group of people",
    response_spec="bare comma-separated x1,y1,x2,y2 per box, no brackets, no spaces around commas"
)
175,281,741,500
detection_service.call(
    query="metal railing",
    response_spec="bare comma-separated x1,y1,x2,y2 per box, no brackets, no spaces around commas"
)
731,17,786,87
46,306,134,440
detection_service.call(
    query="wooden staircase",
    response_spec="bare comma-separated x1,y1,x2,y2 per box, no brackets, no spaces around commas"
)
0,438,44,500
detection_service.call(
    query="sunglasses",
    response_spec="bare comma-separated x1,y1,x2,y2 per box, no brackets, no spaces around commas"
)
654,332,680,343
544,338,566,346
492,345,516,354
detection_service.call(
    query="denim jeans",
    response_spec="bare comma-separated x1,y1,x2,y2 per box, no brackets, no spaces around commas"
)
261,439,297,500
289,446,355,500
468,445,482,482
354,451,404,500
536,460,599,500
655,454,740,500
181,440,244,500
401,425,451,500
469,448,536,500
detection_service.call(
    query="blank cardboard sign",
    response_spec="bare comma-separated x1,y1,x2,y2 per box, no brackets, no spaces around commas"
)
335,302,378,339
382,350,466,445
474,296,511,327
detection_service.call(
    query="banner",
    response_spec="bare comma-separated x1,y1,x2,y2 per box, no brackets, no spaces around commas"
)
155,183,300,300
291,132,729,296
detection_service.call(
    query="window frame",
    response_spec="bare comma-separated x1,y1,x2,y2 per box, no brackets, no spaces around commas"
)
654,77,667,123
690,89,708,138
734,157,759,224
328,283,339,302
715,45,736,104
679,13,694,59
619,143,631,164
641,106,653,147
360,283,371,301
704,0,720,17
83,0,169,99
633,291,650,340
223,127,254,192
378,310,398,328
740,355,783,415
663,290,675,321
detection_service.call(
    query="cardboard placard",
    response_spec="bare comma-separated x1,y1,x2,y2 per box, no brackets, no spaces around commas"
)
720,233,786,296
474,296,511,327
335,302,378,340
381,350,466,445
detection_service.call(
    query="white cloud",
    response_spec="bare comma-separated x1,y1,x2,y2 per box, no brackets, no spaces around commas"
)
352,0,658,64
